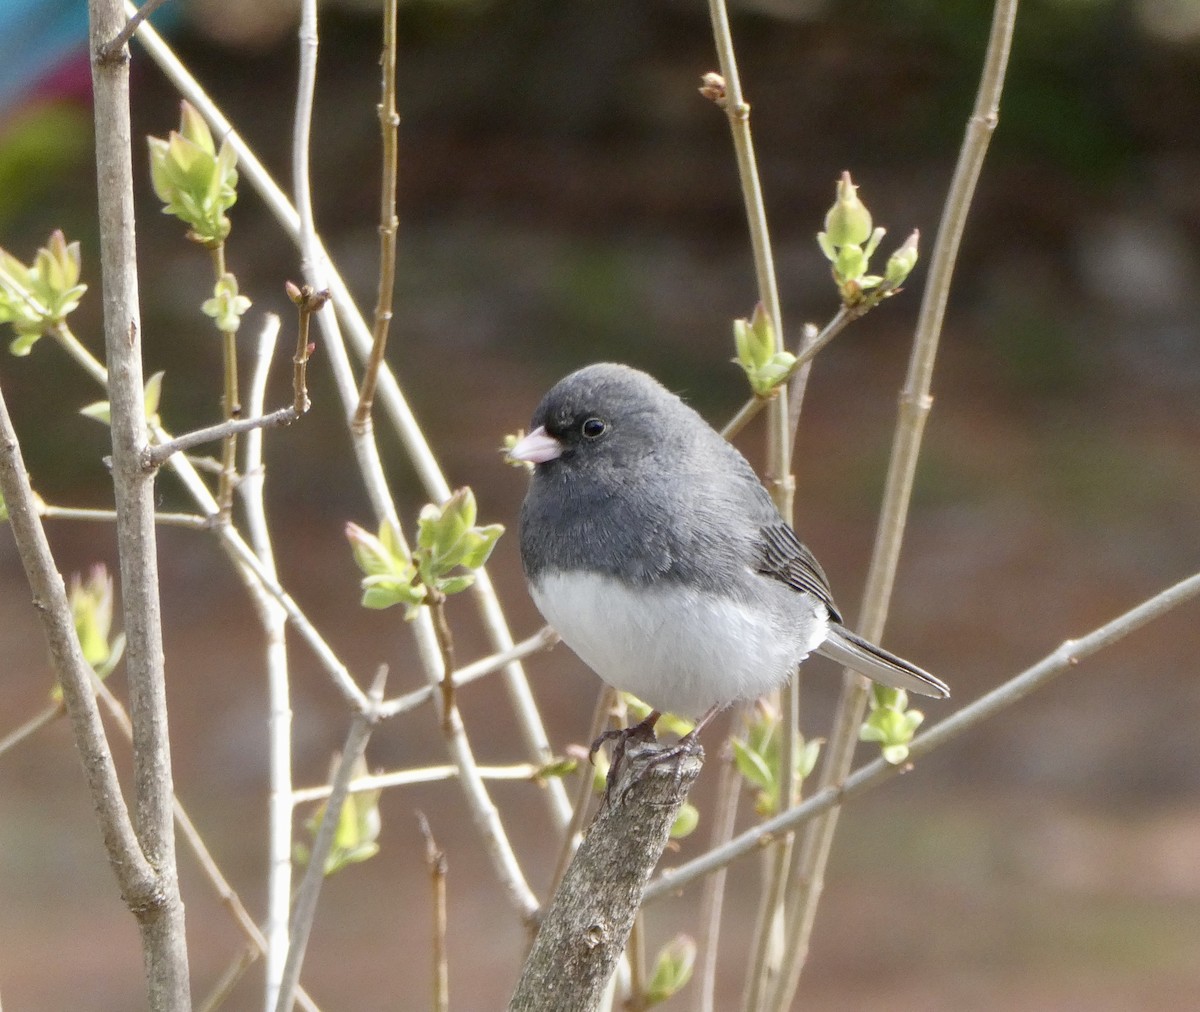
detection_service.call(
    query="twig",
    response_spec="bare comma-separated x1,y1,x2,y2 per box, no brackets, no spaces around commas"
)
284,281,325,413
196,943,258,1012
776,3,1020,1007
275,666,389,1012
429,596,460,730
417,813,450,1012
87,1,191,1004
217,324,240,516
0,702,63,759
291,762,543,804
40,505,210,528
694,719,742,1012
509,742,704,1012
352,0,400,431
144,406,300,468
240,315,296,1011
377,624,558,719
96,0,172,61
547,687,615,900
706,3,798,1001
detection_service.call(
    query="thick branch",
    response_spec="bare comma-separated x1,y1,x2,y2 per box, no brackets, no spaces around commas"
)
89,0,191,1005
509,743,703,1012
0,383,157,901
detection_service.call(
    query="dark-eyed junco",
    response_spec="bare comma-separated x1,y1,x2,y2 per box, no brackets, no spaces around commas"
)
510,363,948,776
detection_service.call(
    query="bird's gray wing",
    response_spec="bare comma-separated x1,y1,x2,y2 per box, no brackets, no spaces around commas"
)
755,522,844,623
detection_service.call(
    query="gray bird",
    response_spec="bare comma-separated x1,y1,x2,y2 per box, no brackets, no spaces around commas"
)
509,363,948,774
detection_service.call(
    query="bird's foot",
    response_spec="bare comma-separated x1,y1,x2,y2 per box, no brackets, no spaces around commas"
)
590,711,661,804
590,712,706,806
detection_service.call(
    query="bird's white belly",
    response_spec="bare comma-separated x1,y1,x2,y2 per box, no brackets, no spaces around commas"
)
530,570,827,718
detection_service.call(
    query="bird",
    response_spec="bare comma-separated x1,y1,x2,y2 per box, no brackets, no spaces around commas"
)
508,363,948,788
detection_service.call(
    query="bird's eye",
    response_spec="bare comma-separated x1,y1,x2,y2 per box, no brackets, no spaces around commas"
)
581,417,607,440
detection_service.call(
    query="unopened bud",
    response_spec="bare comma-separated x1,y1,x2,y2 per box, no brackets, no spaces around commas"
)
822,171,873,247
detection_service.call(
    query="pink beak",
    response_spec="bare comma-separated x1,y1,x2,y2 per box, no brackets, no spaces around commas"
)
509,425,564,464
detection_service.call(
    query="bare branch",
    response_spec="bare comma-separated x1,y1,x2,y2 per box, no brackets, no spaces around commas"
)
0,379,158,930
88,0,191,1002
97,0,172,61
352,0,400,430
144,406,300,468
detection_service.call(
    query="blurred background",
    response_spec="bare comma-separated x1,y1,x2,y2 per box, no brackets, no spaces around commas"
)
1,0,1199,1008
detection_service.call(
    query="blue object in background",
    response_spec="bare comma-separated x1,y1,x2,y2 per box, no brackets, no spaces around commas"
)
0,0,89,115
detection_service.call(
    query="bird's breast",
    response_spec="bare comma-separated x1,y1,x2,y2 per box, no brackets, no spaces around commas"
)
529,570,828,718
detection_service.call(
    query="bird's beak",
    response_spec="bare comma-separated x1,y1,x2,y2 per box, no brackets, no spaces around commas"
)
509,425,564,464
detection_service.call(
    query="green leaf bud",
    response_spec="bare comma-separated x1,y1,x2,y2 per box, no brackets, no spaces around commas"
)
884,229,920,288
822,171,873,248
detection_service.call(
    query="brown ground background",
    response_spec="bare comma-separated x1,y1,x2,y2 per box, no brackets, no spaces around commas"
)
2,0,1200,1008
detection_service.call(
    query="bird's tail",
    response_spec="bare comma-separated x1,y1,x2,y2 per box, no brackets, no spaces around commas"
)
818,625,949,699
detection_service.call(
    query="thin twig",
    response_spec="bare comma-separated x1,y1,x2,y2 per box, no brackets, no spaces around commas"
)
96,0,172,61
776,3,1020,1007
694,716,742,1012
352,0,400,431
706,5,799,1002
291,763,543,804
0,702,64,759
144,406,299,468
240,314,296,1011
196,943,258,1012
285,281,325,413
429,596,459,731
217,325,240,516
547,687,615,900
377,624,558,719
40,505,210,528
417,813,450,1012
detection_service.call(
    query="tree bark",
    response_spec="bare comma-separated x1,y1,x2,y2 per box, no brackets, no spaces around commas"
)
88,1,192,1006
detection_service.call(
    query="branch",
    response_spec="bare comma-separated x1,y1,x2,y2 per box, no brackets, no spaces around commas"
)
96,0,172,62
508,743,703,1012
646,566,1200,903
145,405,300,468
0,378,158,931
88,0,191,1004
377,624,558,718
352,0,400,430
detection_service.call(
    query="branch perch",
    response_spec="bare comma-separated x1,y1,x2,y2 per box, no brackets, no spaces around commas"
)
508,743,703,1012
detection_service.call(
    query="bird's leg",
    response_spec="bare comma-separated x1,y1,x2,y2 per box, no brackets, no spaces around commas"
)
590,710,661,801
590,706,721,805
